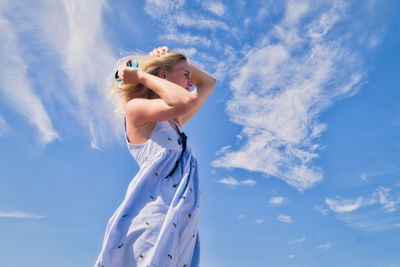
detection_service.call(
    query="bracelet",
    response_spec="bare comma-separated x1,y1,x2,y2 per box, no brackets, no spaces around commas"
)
114,60,139,83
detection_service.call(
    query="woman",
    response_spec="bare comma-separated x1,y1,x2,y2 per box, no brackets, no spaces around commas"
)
94,46,216,267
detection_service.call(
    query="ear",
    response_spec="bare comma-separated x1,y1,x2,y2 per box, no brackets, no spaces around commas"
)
157,68,167,79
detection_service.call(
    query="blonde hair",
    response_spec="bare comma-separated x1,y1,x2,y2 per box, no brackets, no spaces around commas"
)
108,52,188,117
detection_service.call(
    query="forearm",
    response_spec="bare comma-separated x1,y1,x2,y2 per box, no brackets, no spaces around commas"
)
137,70,196,107
190,63,216,89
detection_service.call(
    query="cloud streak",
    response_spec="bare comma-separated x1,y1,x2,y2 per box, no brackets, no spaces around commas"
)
0,114,11,136
215,176,257,188
0,0,119,148
321,186,400,231
277,214,292,223
288,236,306,244
0,210,45,219
0,15,59,144
269,196,286,206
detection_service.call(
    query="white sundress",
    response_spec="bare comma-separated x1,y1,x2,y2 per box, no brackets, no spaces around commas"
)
94,119,200,267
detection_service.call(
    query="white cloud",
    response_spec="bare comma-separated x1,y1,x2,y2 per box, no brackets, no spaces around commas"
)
277,214,292,223
144,0,185,19
256,2,281,22
321,186,400,231
52,0,118,149
254,219,264,224
339,212,399,232
202,1,225,16
360,173,368,181
0,0,120,148
368,35,380,48
216,177,238,187
374,187,400,213
0,210,45,219
215,176,257,188
315,205,329,215
241,179,257,186
325,197,366,213
238,214,245,219
0,16,59,144
161,32,211,47
283,0,309,26
174,47,198,58
175,12,228,31
288,236,306,244
216,145,232,156
318,242,332,250
212,0,365,191
0,115,11,136
288,254,295,259
269,196,286,206
325,187,400,214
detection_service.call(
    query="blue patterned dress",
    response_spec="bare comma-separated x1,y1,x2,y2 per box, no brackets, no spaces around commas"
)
94,119,200,267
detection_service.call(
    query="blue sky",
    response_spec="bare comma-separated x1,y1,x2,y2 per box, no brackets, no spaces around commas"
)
1,0,399,266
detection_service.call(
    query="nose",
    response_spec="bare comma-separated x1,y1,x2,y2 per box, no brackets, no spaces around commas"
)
187,79,194,89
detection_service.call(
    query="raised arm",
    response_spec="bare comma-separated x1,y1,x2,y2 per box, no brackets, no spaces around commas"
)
146,46,216,126
118,60,198,126
178,62,216,126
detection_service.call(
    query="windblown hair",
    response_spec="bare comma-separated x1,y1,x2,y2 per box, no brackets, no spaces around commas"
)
108,52,188,117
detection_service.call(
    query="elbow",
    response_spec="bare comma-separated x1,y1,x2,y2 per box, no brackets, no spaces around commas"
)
179,94,198,113
186,94,199,109
206,75,216,89
210,76,216,87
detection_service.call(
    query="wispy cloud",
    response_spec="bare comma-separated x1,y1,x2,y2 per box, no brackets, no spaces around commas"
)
144,0,185,19
0,0,119,148
215,176,257,188
288,236,306,244
46,0,118,149
238,214,245,219
315,205,329,215
321,186,400,231
215,145,232,156
161,32,212,47
254,219,264,224
325,197,367,213
0,15,59,144
201,1,226,16
175,12,228,31
145,0,217,48
211,0,366,191
0,114,11,136
277,214,293,223
143,0,231,80
269,196,287,206
318,242,332,250
324,186,400,214
0,210,45,219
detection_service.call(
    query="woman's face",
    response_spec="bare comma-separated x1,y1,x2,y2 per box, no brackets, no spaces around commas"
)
166,60,194,91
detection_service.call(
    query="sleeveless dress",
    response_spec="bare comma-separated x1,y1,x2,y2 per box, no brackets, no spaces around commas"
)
94,119,200,267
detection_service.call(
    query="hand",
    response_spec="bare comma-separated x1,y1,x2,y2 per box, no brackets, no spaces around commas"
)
149,46,169,57
117,59,140,84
